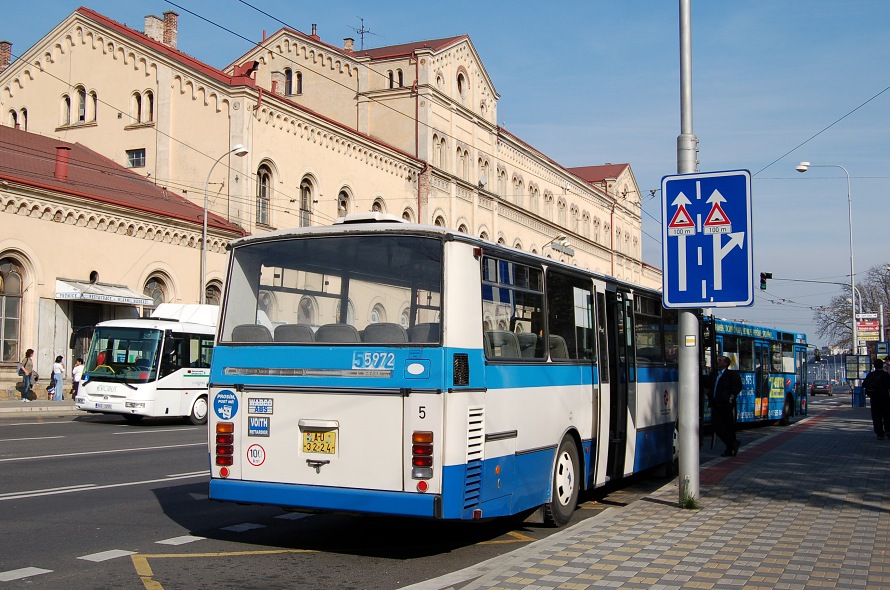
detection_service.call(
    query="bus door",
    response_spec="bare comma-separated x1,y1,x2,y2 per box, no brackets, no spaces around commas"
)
794,346,808,415
605,290,635,481
754,342,769,419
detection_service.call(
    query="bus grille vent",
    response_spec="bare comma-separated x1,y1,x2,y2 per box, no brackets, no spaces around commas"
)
453,353,469,386
464,405,485,509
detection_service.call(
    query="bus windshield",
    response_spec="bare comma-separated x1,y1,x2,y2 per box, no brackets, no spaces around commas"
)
84,326,164,384
220,234,443,344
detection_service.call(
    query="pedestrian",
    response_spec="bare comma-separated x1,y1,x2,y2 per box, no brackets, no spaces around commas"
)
71,358,84,399
862,358,890,440
51,355,65,401
17,348,35,402
708,354,743,456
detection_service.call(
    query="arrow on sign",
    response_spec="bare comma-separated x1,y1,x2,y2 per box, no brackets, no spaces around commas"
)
669,192,696,291
712,232,745,290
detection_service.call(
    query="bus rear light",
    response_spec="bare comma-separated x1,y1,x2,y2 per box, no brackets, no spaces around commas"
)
219,467,230,478
411,431,434,478
416,480,429,492
215,422,235,469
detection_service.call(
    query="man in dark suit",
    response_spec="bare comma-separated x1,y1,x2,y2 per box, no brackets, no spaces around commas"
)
709,355,743,456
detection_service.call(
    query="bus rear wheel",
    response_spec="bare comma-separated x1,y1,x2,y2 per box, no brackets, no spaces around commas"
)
779,396,793,426
187,395,208,425
543,436,580,527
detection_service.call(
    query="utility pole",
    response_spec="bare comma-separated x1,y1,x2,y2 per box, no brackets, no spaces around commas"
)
676,0,700,504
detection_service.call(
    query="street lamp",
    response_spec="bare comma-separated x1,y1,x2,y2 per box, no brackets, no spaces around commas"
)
544,234,575,257
795,161,858,355
201,144,248,304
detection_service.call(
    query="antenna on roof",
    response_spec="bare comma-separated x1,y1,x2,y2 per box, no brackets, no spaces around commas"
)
348,17,380,50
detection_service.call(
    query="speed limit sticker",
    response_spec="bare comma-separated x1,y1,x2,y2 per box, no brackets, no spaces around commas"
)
246,444,266,466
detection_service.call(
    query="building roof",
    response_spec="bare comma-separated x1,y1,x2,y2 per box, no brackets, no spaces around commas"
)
0,125,245,235
354,36,468,59
566,164,630,185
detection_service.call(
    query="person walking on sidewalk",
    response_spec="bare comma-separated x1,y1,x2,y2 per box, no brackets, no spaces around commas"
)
862,358,890,439
71,358,84,400
708,355,742,456
51,355,64,401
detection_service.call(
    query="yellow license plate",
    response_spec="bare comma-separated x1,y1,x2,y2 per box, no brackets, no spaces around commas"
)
303,430,336,454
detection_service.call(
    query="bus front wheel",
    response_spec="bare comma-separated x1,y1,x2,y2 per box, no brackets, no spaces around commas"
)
543,436,580,527
187,395,208,425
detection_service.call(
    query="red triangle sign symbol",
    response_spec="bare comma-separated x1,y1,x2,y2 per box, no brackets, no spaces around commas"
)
704,203,731,226
668,205,694,229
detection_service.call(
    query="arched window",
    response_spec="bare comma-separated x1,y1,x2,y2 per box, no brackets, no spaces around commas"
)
337,189,350,218
76,86,87,123
19,108,27,131
300,178,313,227
457,224,468,233
204,281,222,306
62,94,71,126
284,68,293,95
143,91,152,123
336,300,355,325
0,257,24,363
132,92,143,123
434,215,446,227
457,72,466,99
371,198,385,213
296,71,303,94
401,208,414,222
298,296,315,324
370,303,387,323
143,275,169,310
400,307,410,329
458,148,467,180
432,134,442,168
8,110,17,128
256,164,272,226
388,70,394,89
497,168,507,197
397,69,404,87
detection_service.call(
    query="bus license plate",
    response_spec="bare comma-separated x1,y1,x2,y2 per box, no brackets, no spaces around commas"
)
303,430,336,454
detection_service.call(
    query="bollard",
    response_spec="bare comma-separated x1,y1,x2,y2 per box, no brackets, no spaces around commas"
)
852,386,866,408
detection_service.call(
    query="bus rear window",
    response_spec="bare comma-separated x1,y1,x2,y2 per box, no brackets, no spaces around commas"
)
220,235,443,345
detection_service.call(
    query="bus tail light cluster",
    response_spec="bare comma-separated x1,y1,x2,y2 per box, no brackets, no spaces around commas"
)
412,431,433,482
215,422,234,472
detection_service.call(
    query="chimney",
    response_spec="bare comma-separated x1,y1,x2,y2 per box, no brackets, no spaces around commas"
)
144,15,163,43
0,41,11,73
311,24,319,40
344,37,354,52
54,147,71,182
163,11,178,49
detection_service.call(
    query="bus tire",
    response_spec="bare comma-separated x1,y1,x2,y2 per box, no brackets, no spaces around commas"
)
543,436,580,527
779,396,793,426
188,395,208,425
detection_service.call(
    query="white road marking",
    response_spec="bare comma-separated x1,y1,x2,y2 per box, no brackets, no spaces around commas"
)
113,428,200,435
0,442,204,463
0,436,65,442
275,512,311,521
0,472,208,501
78,549,136,562
0,567,52,581
156,535,206,545
221,523,266,532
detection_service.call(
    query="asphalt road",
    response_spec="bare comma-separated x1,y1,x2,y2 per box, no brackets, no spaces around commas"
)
0,398,839,589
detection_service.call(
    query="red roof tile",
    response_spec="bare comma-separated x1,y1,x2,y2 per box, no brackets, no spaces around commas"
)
567,164,630,184
354,36,468,59
0,126,245,235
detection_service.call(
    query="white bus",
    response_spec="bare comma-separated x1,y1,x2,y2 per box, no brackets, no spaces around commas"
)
208,217,679,525
75,304,217,424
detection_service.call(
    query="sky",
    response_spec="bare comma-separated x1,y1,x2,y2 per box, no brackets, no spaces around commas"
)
3,1,889,347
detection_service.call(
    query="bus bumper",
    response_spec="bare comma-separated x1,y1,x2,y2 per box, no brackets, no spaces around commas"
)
209,479,441,518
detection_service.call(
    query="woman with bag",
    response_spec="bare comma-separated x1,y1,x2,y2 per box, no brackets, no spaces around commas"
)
51,355,65,401
18,348,34,402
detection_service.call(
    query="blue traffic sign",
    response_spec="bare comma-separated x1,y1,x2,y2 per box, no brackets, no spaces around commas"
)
661,170,753,308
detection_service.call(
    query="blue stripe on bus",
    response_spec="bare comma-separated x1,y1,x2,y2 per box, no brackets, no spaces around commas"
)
484,364,595,389
636,366,679,383
209,479,438,517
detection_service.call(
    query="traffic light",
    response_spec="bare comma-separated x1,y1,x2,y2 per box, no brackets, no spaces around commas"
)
814,348,822,362
759,272,772,290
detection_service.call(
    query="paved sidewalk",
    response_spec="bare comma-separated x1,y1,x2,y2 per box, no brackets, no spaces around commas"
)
0,398,79,414
408,404,890,590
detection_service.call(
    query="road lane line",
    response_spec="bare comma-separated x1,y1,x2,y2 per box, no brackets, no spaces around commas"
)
0,567,52,581
0,442,205,462
0,484,96,498
114,428,201,435
0,435,65,442
79,549,136,562
0,472,208,501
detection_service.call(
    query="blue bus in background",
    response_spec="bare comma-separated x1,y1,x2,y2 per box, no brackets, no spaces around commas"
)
701,317,808,427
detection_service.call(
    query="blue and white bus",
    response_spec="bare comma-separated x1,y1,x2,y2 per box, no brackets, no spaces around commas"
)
207,215,679,526
701,317,808,426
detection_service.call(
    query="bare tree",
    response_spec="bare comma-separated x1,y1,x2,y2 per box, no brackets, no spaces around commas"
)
813,264,890,352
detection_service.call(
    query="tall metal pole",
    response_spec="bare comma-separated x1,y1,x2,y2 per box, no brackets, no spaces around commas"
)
677,0,700,502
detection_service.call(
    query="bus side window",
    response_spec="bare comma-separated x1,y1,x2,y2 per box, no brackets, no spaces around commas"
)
160,337,184,377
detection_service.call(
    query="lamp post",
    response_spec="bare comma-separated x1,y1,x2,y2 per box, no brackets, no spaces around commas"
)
201,144,248,304
795,162,857,355
543,234,575,257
